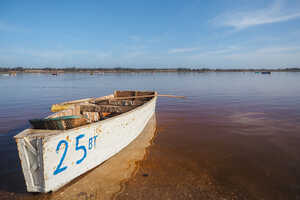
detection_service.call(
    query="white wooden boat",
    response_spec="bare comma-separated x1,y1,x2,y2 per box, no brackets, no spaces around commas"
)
14,91,157,193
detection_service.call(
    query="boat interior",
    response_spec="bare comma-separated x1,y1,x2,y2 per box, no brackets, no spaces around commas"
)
29,91,155,130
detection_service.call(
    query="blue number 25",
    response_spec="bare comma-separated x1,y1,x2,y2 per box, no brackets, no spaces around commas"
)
53,140,68,175
76,134,87,164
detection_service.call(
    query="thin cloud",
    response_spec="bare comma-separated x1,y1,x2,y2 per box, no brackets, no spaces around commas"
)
213,0,300,30
256,46,300,53
220,45,300,66
184,45,300,67
168,47,200,54
189,46,240,58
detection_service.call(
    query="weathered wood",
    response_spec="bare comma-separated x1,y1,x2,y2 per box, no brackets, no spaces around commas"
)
92,94,184,103
108,99,144,106
112,94,185,100
51,95,113,112
82,112,100,122
80,104,133,113
114,91,136,98
30,116,88,130
24,137,37,156
73,105,81,116
94,99,109,105
114,90,154,97
135,91,155,97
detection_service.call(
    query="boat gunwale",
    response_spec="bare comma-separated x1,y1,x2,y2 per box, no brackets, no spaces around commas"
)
14,91,157,139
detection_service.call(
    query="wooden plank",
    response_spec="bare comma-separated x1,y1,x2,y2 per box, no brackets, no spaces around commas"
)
80,104,133,113
92,94,183,103
112,94,185,100
19,139,36,190
114,91,136,98
94,99,109,105
136,91,155,96
24,137,37,156
73,104,81,116
108,99,144,106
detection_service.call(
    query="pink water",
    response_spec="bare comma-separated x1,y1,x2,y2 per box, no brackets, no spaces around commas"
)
1,72,300,199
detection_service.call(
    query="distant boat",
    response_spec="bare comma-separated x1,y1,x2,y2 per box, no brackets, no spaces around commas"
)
261,71,271,74
15,90,157,192
52,72,58,76
9,71,17,76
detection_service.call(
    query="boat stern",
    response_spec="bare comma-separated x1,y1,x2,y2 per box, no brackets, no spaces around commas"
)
14,129,60,192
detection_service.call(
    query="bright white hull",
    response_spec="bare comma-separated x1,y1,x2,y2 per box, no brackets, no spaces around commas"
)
15,95,156,192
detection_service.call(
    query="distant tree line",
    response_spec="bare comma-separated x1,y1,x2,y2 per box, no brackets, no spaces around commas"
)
0,67,25,72
0,67,300,72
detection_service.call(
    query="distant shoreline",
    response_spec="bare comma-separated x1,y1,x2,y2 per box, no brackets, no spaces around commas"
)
1,67,300,73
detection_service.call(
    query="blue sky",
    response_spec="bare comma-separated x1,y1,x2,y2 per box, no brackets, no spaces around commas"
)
1,0,300,68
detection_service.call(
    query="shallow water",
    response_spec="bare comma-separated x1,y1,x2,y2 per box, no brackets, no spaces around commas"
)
1,72,300,199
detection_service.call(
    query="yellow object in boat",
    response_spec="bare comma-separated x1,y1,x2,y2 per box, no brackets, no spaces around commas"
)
51,104,70,112
102,112,110,117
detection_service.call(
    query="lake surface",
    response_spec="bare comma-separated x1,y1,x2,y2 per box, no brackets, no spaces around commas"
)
1,72,300,199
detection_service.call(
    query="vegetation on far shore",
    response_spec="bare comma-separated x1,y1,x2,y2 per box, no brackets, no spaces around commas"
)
0,67,300,73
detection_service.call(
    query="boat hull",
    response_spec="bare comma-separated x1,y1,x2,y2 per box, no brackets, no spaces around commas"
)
15,95,156,192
